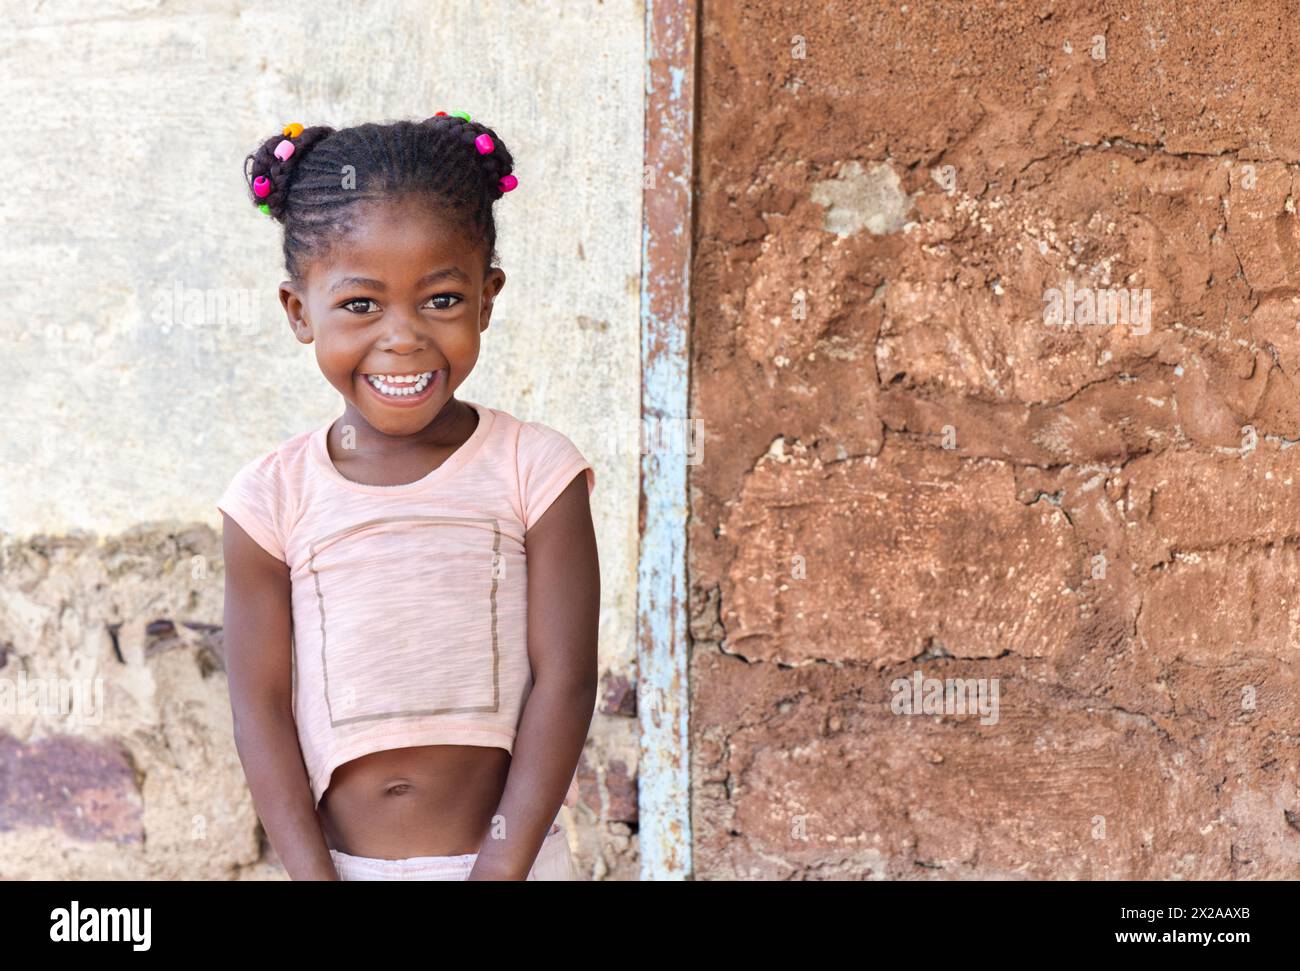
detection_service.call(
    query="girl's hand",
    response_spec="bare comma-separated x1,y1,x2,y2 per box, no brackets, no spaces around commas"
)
465,859,529,881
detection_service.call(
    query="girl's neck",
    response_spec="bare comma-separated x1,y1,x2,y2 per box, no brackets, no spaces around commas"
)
332,395,474,457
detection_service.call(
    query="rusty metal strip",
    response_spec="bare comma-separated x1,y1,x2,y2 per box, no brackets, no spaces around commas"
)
638,0,695,880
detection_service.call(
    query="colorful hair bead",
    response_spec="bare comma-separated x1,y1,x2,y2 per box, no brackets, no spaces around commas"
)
282,123,304,138
498,174,518,193
475,133,494,155
434,111,447,116
452,110,471,122
253,176,271,197
274,139,295,161
258,203,271,215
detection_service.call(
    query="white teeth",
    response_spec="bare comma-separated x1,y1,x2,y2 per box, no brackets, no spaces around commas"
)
366,370,436,397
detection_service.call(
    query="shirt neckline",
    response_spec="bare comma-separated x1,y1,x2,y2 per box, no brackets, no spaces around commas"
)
309,398,494,495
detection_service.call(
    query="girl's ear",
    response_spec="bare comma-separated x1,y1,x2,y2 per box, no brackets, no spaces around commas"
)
479,267,506,331
279,281,314,344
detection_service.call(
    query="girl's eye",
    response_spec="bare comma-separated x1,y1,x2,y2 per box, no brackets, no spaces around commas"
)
339,295,461,313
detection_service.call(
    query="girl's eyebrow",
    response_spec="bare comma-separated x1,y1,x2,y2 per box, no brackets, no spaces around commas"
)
328,267,471,294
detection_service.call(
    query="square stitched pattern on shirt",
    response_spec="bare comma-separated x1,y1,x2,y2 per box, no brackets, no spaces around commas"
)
306,515,505,726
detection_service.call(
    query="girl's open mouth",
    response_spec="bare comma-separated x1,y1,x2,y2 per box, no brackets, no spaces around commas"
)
360,368,443,407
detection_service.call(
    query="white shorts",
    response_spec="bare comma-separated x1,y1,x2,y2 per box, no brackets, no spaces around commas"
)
329,822,580,881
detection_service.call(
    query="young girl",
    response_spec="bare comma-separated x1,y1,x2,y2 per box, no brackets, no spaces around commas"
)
217,113,599,881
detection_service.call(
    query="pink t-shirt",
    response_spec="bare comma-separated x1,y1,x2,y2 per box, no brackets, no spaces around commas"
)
215,399,594,810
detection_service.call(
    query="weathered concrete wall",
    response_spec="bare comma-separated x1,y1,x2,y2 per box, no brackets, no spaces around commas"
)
0,0,642,879
690,1,1300,878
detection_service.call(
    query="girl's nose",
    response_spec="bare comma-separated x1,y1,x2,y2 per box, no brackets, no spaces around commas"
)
376,308,428,351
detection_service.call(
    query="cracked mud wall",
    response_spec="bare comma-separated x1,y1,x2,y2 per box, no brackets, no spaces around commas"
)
690,1,1300,878
0,1,643,880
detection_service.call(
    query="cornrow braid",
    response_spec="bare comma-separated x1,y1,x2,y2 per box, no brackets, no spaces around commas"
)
243,114,517,281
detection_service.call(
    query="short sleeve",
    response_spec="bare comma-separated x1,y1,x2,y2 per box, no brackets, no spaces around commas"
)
216,449,287,563
517,420,595,531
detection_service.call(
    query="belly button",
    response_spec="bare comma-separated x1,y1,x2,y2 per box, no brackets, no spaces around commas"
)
385,783,413,796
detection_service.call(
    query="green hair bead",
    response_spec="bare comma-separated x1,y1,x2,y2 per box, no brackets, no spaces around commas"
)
258,203,271,215
452,110,471,122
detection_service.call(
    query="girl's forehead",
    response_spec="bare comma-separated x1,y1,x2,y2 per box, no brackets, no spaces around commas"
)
304,202,484,286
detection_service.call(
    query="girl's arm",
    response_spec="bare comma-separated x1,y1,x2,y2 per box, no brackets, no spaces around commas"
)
221,513,339,881
467,472,600,879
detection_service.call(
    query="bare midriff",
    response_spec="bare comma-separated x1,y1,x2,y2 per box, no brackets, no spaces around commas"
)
317,744,515,859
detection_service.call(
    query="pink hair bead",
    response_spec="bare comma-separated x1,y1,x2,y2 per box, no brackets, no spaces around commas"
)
475,133,494,155
253,176,271,197
274,139,296,161
498,174,517,193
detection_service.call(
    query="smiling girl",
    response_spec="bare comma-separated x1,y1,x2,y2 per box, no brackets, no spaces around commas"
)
217,114,598,881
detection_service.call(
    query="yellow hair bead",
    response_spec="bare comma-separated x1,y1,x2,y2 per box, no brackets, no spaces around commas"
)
282,122,304,138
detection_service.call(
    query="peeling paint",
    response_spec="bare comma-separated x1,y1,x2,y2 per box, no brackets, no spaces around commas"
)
639,0,695,880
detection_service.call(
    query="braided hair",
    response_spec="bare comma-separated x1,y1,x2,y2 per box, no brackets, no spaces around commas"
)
243,115,516,281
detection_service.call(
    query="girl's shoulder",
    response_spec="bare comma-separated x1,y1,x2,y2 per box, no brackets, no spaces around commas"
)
473,401,580,458
482,401,577,446
216,426,319,564
228,424,319,483
216,424,321,519
499,407,595,530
